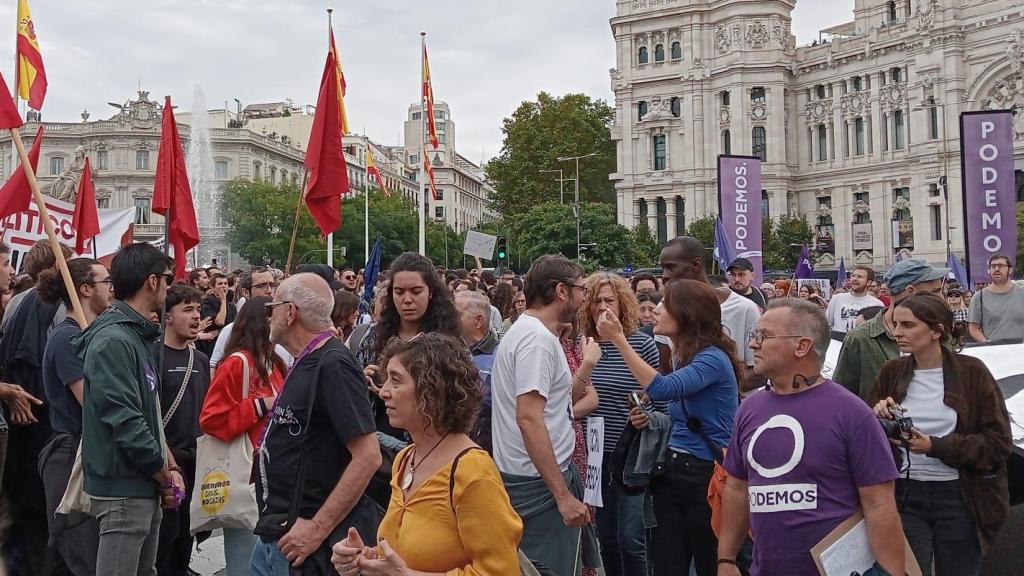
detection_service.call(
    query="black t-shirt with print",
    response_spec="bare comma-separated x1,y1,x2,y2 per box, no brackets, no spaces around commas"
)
153,343,211,467
257,338,376,520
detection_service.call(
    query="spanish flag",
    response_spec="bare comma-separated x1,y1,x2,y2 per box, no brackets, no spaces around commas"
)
422,44,438,149
15,0,46,110
366,146,389,197
329,26,349,135
423,148,439,201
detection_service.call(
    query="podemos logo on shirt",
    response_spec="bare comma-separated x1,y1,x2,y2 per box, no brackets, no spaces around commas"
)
746,414,818,513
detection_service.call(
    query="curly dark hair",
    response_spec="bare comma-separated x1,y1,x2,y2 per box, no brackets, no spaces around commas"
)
630,272,659,293
492,282,515,320
380,333,482,435
373,252,459,360
224,296,286,383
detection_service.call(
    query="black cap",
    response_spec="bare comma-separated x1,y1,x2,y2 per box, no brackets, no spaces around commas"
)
727,257,754,272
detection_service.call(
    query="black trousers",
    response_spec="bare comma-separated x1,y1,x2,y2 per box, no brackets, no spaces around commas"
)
648,451,717,576
898,478,981,576
156,459,195,576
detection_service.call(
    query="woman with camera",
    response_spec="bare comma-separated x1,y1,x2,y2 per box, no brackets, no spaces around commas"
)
597,279,741,576
869,292,1011,576
330,333,523,575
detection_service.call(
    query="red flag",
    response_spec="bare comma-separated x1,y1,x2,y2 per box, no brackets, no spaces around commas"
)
424,149,440,201
152,96,199,280
0,71,24,130
303,48,350,236
366,146,389,197
422,44,439,149
0,124,41,219
72,156,99,254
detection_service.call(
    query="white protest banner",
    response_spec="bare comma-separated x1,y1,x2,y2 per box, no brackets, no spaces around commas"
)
0,196,135,262
797,278,832,300
463,230,497,260
583,416,604,507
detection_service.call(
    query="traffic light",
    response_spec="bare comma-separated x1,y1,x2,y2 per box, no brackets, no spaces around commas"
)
496,236,508,261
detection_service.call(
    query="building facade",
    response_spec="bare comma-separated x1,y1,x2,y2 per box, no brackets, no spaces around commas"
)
610,0,1024,270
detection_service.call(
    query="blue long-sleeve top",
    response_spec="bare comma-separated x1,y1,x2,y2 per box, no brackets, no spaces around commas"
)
646,345,738,461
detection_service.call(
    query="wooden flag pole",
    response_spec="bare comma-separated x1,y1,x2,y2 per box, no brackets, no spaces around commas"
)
284,168,309,276
10,128,89,328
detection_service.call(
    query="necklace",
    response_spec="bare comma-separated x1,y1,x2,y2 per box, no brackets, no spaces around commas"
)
401,432,449,491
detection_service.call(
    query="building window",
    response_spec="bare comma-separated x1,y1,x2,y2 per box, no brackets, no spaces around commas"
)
888,1,898,23
751,86,766,103
638,46,648,65
410,154,419,165
653,135,666,171
927,98,939,140
670,41,682,60
136,150,150,171
638,101,648,121
752,126,767,161
654,44,665,62
134,197,151,225
97,197,110,209
722,130,731,155
435,206,444,219
855,117,866,155
817,124,828,161
97,150,108,171
435,188,444,200
894,109,905,150
434,110,445,120
720,90,730,106
49,156,64,175
854,191,871,224
931,205,942,241
411,111,421,120
881,114,889,151
215,161,228,179
670,97,681,118
852,76,863,91
815,84,826,99
891,67,903,82
269,166,277,185
253,161,261,180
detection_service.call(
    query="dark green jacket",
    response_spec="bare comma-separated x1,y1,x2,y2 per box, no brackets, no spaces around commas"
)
75,300,164,498
832,312,900,401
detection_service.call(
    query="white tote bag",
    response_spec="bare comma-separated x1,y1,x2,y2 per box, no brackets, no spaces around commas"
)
189,352,260,533
55,443,91,515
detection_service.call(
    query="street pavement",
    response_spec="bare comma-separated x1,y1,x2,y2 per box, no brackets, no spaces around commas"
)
190,530,226,576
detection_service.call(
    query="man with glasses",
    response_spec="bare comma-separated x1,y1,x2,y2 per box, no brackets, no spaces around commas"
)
491,254,600,576
717,298,903,576
76,243,185,576
968,253,1024,343
338,266,358,293
834,259,950,401
209,267,293,369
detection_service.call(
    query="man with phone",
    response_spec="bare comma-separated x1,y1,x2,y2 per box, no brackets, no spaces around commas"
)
197,272,236,357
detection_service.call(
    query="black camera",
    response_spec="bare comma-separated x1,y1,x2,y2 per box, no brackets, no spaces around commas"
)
879,404,914,441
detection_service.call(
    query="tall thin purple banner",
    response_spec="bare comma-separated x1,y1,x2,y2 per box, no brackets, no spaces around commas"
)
960,111,1017,285
718,155,763,283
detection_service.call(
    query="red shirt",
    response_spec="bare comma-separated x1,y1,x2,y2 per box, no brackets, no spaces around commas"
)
200,349,285,450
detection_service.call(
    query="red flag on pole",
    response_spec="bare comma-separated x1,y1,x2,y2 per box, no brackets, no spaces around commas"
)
422,44,439,150
152,96,199,280
0,71,24,129
0,124,40,219
72,156,99,254
423,148,440,201
303,48,349,236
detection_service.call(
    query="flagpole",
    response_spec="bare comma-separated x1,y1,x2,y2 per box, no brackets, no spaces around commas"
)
364,159,369,264
418,32,427,257
325,7,335,269
284,168,309,276
9,128,87,328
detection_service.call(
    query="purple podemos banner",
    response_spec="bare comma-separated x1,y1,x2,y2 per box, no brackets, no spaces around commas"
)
718,155,763,284
960,111,1017,285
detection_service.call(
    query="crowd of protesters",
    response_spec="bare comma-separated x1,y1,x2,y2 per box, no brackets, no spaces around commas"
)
0,236,1018,576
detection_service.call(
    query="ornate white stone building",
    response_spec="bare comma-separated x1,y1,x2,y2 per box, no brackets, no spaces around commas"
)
610,0,1024,269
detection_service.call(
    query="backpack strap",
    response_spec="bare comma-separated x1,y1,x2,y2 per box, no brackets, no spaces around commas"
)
447,447,484,516
162,346,194,426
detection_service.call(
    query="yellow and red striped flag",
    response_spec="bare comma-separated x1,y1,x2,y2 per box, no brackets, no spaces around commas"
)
422,44,439,149
423,148,439,200
329,26,350,135
366,146,389,197
15,0,46,110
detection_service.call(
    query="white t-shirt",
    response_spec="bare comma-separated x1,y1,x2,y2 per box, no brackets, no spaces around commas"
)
826,292,883,333
719,291,758,367
490,313,575,477
902,367,959,481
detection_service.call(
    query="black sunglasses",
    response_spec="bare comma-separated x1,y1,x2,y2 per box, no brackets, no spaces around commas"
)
264,300,293,317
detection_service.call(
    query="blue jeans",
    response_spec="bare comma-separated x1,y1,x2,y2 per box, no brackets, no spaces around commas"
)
250,539,292,576
223,527,258,576
596,456,648,576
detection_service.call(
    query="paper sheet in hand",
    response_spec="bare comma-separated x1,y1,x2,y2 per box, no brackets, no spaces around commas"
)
463,230,497,260
583,417,604,507
811,512,921,576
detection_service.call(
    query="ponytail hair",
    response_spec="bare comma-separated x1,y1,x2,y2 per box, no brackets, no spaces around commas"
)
36,258,101,307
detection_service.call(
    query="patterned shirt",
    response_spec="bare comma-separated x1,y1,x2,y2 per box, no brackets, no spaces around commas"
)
832,313,900,401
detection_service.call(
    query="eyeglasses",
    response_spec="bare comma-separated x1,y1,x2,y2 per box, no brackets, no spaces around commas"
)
751,329,806,346
989,263,1009,270
342,275,356,281
153,272,174,285
251,282,276,292
88,278,113,286
566,283,588,296
264,300,293,317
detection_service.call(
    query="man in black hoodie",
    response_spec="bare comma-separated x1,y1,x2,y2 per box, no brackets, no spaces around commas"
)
76,243,185,576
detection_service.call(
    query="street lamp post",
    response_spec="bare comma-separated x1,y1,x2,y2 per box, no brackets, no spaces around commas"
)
539,169,564,204
557,153,598,260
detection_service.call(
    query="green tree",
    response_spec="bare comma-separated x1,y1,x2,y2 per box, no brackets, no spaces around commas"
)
628,224,659,268
686,215,716,249
485,92,616,220
512,202,636,269
220,179,323,267
332,189,421,268
762,215,813,271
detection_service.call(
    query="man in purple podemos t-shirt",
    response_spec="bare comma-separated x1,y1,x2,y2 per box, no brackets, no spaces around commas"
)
717,299,905,576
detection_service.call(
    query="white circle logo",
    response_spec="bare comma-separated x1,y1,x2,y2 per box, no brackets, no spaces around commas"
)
746,414,805,479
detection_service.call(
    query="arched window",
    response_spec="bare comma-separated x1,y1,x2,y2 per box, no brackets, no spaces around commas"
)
654,44,665,62
722,130,732,155
720,90,730,106
670,97,681,118
638,46,649,65
638,101,648,121
671,42,682,60
752,126,767,161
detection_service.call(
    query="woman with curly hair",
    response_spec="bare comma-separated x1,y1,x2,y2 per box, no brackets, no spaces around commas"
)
353,252,460,437
331,333,523,575
597,279,742,576
580,272,659,576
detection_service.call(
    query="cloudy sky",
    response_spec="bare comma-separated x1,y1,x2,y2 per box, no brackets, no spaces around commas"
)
6,0,845,164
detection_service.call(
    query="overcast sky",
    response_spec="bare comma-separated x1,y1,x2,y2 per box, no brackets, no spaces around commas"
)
5,1,845,165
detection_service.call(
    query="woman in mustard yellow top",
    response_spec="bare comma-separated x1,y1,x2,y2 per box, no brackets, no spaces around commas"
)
332,333,523,576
